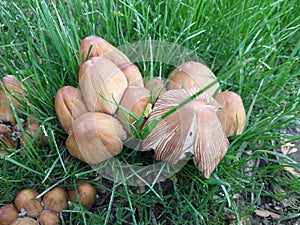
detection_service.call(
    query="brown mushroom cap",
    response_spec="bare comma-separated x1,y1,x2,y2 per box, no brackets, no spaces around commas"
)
144,77,165,102
20,118,48,147
119,63,144,88
14,189,43,218
38,210,61,225
0,75,26,125
68,180,96,210
0,204,19,225
55,86,88,133
166,61,220,96
66,112,127,164
215,91,246,137
79,57,128,114
0,124,14,154
78,35,131,66
142,88,228,178
117,87,150,134
43,187,68,212
10,217,39,225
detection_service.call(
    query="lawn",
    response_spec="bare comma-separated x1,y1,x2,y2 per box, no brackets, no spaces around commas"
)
0,0,299,224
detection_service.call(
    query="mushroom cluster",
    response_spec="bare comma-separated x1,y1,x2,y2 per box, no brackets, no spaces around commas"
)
0,75,46,155
0,181,96,225
55,36,151,165
55,35,246,178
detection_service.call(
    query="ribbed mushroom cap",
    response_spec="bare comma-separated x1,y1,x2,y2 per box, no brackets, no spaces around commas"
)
166,61,220,97
142,88,228,178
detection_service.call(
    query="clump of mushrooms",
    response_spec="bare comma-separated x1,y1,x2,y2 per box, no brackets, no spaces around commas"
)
142,62,246,178
0,183,97,225
55,35,246,178
0,75,47,155
55,35,146,165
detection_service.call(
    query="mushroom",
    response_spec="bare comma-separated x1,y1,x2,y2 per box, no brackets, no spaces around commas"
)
14,189,43,218
116,86,150,134
38,210,61,225
118,63,144,88
166,61,220,96
142,88,229,178
0,124,14,154
79,57,128,114
214,91,246,137
68,180,96,210
20,118,47,147
144,77,165,102
66,112,127,164
78,35,131,66
0,75,26,125
0,204,18,225
43,187,68,212
10,217,38,225
55,86,88,133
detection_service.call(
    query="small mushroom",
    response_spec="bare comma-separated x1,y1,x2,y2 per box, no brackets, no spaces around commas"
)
166,61,220,96
0,204,18,225
144,77,165,102
10,217,38,225
55,86,88,133
20,118,47,147
38,210,61,225
119,63,144,88
0,75,26,125
116,87,150,134
79,57,128,114
43,187,68,212
214,91,246,137
68,180,96,210
14,189,43,218
78,35,131,66
0,124,14,154
66,112,127,164
142,88,229,178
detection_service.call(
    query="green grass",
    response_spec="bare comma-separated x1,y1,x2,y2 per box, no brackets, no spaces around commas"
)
1,0,299,224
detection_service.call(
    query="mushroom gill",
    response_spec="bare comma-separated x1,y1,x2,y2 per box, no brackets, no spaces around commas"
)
142,88,229,178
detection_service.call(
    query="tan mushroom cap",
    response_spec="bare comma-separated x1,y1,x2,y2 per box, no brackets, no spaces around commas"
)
79,57,128,114
215,91,246,137
0,204,18,225
68,180,96,210
144,77,165,102
55,86,88,133
116,86,150,134
66,112,127,164
119,63,144,88
78,35,131,66
0,75,26,125
166,61,220,97
142,88,228,178
0,124,14,154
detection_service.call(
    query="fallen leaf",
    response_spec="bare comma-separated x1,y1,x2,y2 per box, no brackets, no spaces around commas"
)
255,209,280,219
